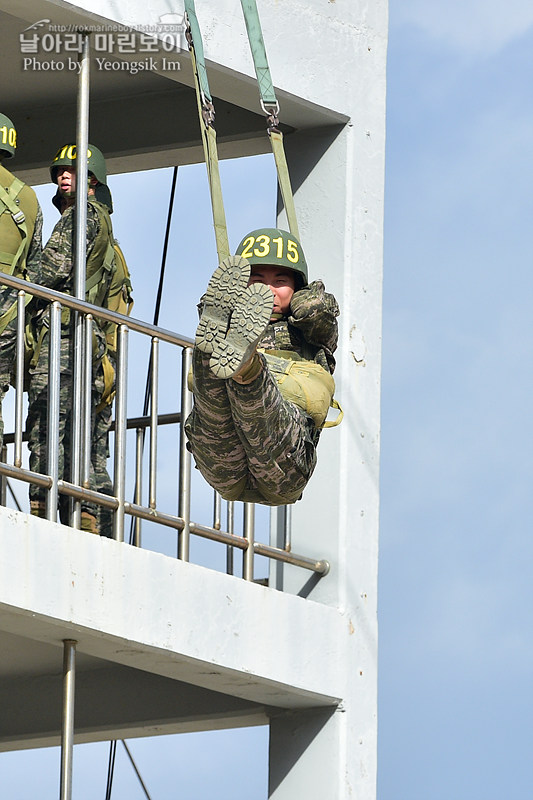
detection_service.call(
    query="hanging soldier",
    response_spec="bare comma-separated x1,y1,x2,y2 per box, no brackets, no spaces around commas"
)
185,229,340,505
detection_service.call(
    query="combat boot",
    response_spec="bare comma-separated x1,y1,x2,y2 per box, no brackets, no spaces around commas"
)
80,511,99,535
209,282,273,379
30,500,46,517
195,255,251,354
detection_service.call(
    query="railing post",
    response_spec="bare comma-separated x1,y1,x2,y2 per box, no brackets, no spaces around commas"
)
14,291,26,467
243,503,255,581
213,492,221,531
134,427,143,547
149,337,159,509
178,347,193,561
113,325,128,542
0,445,6,506
226,501,235,575
82,314,93,489
46,301,62,522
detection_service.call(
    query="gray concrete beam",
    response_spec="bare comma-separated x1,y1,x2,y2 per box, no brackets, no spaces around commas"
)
0,662,268,752
0,0,346,182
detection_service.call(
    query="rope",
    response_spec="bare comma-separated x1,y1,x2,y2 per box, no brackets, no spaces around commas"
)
104,739,117,800
121,740,154,800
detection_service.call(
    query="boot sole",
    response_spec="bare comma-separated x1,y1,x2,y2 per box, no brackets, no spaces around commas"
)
209,283,273,378
195,255,251,354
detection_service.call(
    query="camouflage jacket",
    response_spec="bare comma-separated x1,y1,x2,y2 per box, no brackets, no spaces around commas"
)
40,201,101,295
259,280,339,374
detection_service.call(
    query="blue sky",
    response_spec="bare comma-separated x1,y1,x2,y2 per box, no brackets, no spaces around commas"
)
380,2,532,798
2,1,533,797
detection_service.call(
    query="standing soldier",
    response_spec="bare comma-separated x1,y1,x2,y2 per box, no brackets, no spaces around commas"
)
26,143,121,535
0,112,42,448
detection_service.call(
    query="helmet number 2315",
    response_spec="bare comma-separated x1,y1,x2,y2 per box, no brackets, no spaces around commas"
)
239,234,300,263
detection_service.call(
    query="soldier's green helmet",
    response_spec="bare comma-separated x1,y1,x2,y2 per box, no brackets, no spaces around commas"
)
0,112,17,159
50,142,112,212
236,228,308,288
49,143,107,185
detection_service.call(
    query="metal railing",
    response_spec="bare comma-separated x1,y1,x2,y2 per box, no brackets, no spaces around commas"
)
0,272,329,582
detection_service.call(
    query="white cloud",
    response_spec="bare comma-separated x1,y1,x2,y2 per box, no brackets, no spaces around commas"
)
393,0,533,55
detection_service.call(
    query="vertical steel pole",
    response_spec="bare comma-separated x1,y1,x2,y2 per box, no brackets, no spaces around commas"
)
243,502,255,581
46,302,62,522
14,291,25,467
113,325,128,542
178,347,193,561
149,337,159,509
81,314,93,489
70,33,90,528
74,33,90,302
134,427,143,547
60,639,77,800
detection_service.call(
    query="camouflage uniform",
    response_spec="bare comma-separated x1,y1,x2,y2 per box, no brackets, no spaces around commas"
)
27,200,113,532
185,280,339,506
0,163,42,447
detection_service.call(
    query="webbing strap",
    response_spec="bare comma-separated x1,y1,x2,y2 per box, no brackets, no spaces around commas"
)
95,353,116,412
205,126,230,261
239,0,300,240
270,130,300,240
240,0,277,107
0,180,31,335
323,398,344,429
184,0,212,104
185,1,230,262
0,180,29,278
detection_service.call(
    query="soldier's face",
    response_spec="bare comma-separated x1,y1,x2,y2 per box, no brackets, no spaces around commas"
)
248,265,295,315
56,166,76,197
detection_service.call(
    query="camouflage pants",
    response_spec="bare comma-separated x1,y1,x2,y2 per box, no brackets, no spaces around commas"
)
27,322,113,534
184,349,318,506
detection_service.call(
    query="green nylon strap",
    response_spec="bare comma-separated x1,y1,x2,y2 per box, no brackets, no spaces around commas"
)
186,2,230,262
205,126,230,262
270,131,300,241
239,0,277,107
0,250,19,265
184,1,212,103
85,262,105,294
239,1,300,240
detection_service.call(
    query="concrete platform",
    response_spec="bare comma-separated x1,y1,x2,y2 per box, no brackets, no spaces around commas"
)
0,508,344,751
